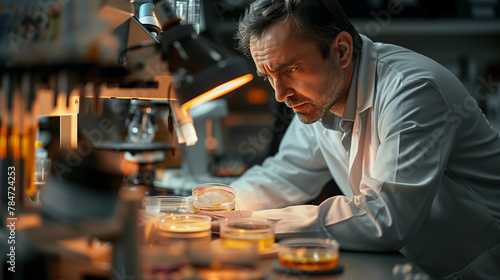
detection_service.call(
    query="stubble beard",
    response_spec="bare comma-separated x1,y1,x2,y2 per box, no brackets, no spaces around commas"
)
295,57,345,124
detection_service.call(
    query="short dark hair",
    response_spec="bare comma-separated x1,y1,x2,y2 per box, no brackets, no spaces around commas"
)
236,0,362,59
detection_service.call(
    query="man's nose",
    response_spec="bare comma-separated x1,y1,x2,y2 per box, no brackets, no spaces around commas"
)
272,77,293,103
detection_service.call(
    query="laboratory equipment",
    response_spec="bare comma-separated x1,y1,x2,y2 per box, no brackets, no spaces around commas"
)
192,183,236,211
138,2,161,37
277,238,340,271
126,100,159,144
181,99,229,177
0,0,253,278
33,140,51,204
92,141,172,196
156,99,235,196
118,99,166,195
0,0,253,209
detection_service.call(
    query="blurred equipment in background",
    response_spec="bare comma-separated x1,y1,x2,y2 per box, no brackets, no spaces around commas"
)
338,0,499,18
138,2,161,37
0,0,252,278
469,0,499,18
127,100,159,144
32,140,50,205
178,100,229,179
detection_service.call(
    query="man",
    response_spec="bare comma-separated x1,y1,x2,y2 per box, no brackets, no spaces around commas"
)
205,0,500,279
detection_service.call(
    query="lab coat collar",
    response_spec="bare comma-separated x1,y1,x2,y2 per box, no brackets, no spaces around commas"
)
320,52,359,132
356,35,377,113
320,35,376,130
339,54,359,133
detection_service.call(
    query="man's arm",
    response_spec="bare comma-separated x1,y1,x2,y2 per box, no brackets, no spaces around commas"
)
232,116,337,210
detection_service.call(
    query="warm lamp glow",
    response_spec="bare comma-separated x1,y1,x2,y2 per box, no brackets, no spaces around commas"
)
181,74,253,111
246,88,269,105
10,128,21,159
0,125,7,158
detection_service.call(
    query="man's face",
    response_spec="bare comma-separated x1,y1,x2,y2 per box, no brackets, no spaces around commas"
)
249,19,350,123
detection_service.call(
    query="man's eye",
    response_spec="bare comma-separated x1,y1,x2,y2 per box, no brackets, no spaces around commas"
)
287,67,297,73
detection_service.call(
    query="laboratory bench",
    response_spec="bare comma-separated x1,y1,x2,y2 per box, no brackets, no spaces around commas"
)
257,250,430,280
8,208,432,280
175,234,432,280
181,247,431,280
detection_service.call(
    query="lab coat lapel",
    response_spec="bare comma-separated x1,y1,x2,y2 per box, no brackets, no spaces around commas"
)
348,35,377,189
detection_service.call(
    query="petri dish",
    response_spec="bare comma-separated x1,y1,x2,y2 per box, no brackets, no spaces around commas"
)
142,196,194,214
156,214,212,248
192,183,235,212
220,218,275,251
278,238,340,271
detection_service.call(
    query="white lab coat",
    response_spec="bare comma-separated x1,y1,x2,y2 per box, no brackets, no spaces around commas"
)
231,35,500,279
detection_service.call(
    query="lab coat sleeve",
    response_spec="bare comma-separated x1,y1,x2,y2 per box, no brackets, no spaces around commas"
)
253,79,456,251
232,116,333,211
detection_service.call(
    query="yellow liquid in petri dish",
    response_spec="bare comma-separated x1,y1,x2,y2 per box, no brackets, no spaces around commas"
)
279,252,339,271
160,219,211,232
220,232,275,251
193,206,235,212
157,217,212,246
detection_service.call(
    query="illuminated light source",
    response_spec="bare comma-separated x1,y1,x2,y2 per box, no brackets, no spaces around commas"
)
155,0,253,107
162,20,254,111
181,74,253,111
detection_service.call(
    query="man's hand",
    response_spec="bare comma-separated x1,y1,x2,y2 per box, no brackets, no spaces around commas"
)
196,210,253,233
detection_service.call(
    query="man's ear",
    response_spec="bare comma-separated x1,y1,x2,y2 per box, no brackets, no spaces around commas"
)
332,31,353,69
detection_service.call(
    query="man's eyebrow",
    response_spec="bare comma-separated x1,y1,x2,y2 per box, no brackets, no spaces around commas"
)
256,61,296,77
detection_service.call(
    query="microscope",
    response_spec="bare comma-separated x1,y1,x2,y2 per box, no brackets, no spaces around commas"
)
0,0,253,278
